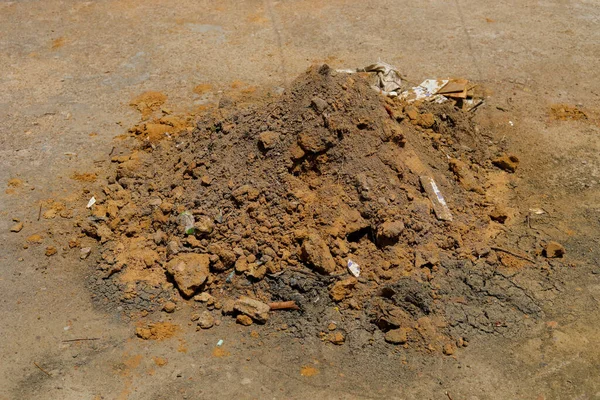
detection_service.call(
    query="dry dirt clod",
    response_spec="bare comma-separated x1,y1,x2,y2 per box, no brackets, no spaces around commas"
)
492,153,520,173
197,311,215,329
385,328,409,344
45,246,57,256
489,205,509,223
544,241,565,258
301,232,336,275
234,296,270,324
330,277,358,302
10,221,23,232
236,314,253,326
443,343,456,356
328,331,345,345
163,301,176,313
193,292,214,303
165,253,211,297
258,131,280,150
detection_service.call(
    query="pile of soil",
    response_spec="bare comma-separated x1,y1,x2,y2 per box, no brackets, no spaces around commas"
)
83,65,553,352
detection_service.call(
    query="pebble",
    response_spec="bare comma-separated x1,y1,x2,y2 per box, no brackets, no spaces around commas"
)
163,301,176,313
10,221,23,232
384,328,408,344
80,247,92,259
197,311,215,329
45,246,57,256
236,314,253,326
544,241,565,258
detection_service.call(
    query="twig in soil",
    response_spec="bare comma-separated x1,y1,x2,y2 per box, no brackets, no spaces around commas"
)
33,362,51,377
62,338,100,343
269,301,300,311
491,246,535,263
109,146,115,156
445,392,454,400
37,204,42,221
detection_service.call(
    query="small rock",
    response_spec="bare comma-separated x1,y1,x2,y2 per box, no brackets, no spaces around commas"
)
327,322,337,331
329,277,357,302
221,299,235,315
194,216,214,237
190,313,200,322
376,220,405,246
311,97,328,113
544,241,565,258
417,113,435,128
153,230,167,245
258,131,280,150
165,253,211,297
405,106,419,121
193,292,214,303
163,301,176,313
45,246,57,257
492,153,520,173
234,296,270,324
301,232,336,274
236,314,253,326
384,328,409,344
200,175,212,186
443,343,455,355
10,221,23,232
80,247,92,259
489,205,508,224
197,311,215,329
328,331,345,345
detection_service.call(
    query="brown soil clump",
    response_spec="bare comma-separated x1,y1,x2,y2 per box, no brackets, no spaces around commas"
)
83,65,554,352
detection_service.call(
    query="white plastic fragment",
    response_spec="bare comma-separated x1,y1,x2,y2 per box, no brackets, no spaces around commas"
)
347,259,361,277
419,176,453,221
86,196,96,208
216,339,224,347
179,211,195,235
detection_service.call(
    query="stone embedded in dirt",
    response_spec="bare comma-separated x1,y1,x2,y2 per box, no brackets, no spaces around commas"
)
193,292,214,303
80,247,92,259
197,311,215,329
311,97,328,113
221,299,235,315
328,331,345,345
489,205,508,224
194,216,214,237
492,153,520,173
163,301,176,313
544,241,565,258
384,328,409,344
234,296,270,324
448,158,484,194
236,314,253,326
165,253,211,297
330,277,358,302
376,220,405,246
10,221,23,232
258,131,280,150
301,232,336,275
201,175,213,186
443,343,455,355
417,113,435,128
27,234,43,244
45,246,57,256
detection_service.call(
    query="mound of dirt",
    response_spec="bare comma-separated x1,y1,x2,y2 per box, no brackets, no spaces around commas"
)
83,65,549,352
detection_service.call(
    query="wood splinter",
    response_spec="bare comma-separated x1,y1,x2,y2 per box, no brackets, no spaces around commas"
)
269,301,300,311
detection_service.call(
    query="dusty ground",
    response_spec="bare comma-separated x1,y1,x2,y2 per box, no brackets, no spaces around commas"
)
1,0,600,399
